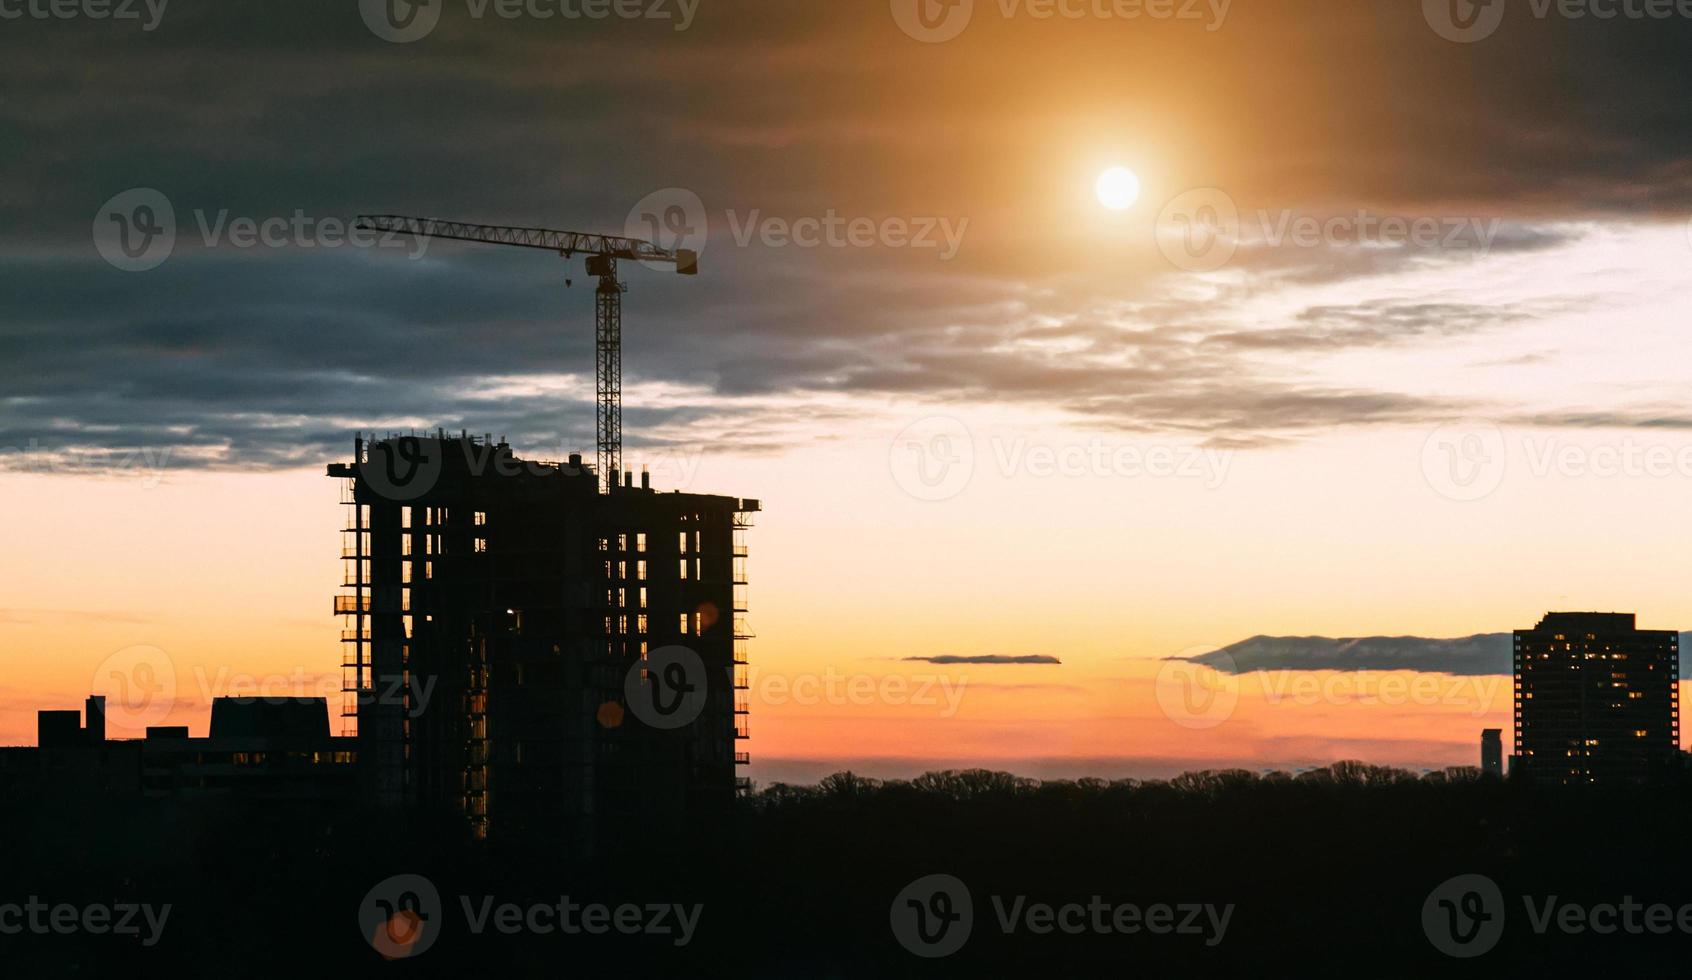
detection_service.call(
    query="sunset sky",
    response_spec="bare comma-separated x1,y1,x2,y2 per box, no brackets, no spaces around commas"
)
3,1,1691,783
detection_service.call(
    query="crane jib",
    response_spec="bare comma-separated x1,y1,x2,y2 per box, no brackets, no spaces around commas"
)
353,214,686,267
351,211,699,494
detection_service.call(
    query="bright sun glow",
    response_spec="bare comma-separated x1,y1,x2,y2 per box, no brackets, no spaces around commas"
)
1095,166,1141,211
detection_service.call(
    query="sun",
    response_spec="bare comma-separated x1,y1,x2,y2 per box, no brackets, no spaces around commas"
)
1095,166,1141,211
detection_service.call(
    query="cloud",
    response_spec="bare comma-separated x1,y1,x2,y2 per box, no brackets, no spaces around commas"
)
1178,629,1692,675
1177,635,1513,676
1,1,1689,471
904,655,1062,665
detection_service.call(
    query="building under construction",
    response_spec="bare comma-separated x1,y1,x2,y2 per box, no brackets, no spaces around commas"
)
329,433,756,854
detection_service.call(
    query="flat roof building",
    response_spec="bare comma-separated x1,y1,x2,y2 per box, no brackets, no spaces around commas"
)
2,696,356,802
1480,728,1502,777
1513,612,1681,785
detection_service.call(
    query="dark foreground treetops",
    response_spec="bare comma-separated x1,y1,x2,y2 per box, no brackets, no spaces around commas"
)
4,762,1688,977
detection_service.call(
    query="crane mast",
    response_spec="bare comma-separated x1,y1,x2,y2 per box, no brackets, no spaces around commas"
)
355,214,698,493
593,257,624,489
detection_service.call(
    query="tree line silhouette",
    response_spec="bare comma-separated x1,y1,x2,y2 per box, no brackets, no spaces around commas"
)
5,762,1690,976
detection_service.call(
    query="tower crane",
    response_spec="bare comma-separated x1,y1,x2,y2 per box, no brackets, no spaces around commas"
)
354,214,699,494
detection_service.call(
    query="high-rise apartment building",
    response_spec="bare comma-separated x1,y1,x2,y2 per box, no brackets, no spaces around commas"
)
1513,612,1680,784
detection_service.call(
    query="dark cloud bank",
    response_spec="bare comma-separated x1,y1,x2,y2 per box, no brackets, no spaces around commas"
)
2,1,1691,470
1180,632,1692,676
